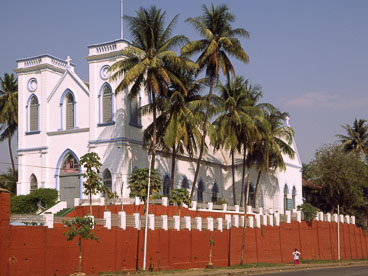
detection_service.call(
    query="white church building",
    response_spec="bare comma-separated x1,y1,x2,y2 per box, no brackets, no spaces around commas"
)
15,36,302,212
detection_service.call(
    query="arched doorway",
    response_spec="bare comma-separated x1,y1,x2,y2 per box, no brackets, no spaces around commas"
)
58,151,81,207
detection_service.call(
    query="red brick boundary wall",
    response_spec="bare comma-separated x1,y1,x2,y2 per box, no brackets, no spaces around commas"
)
1,193,368,275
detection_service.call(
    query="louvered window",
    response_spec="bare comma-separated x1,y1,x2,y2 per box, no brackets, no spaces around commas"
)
130,94,139,126
65,93,74,130
29,96,39,131
102,85,112,123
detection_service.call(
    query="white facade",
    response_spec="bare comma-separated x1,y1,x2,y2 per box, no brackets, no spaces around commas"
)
15,39,303,212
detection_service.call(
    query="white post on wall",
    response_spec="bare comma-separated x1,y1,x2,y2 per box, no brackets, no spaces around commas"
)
337,204,340,261
120,0,124,39
143,155,152,271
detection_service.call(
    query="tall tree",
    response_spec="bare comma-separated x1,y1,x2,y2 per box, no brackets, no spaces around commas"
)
248,110,295,208
143,74,204,190
336,118,368,159
212,77,259,205
110,6,195,170
0,73,18,183
181,4,249,200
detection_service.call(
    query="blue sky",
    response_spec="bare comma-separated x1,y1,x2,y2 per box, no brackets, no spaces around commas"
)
1,0,368,172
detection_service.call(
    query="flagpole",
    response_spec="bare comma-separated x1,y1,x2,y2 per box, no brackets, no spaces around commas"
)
120,0,124,39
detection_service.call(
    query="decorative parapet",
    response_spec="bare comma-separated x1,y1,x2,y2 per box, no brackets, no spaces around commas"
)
16,54,75,73
87,39,130,60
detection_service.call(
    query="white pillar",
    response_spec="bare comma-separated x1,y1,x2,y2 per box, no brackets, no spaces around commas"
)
161,215,168,230
267,214,274,226
134,213,140,229
207,217,214,231
345,215,350,224
222,203,228,211
174,216,180,231
351,216,355,224
332,214,338,223
119,211,126,229
149,214,155,230
325,213,331,222
235,205,240,212
240,215,245,227
135,196,140,205
296,211,301,223
255,214,261,228
196,217,202,231
104,211,111,229
339,214,344,224
184,216,191,230
318,212,324,221
274,213,280,226
43,213,53,228
285,210,291,223
100,197,105,206
191,201,197,210
262,214,268,226
247,206,253,214
208,202,213,210
225,214,231,229
217,218,223,232
232,215,239,228
247,216,254,228
258,207,263,215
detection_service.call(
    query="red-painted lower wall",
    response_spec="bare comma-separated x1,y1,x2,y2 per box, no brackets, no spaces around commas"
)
1,193,368,276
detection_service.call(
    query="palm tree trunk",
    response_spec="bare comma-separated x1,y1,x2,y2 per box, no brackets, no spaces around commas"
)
7,128,17,182
89,193,92,215
240,149,246,207
190,77,214,200
254,170,262,208
171,144,176,190
231,150,236,205
78,237,82,272
240,174,251,264
151,92,157,170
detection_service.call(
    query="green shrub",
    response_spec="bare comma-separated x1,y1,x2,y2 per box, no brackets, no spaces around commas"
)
297,203,319,223
10,195,37,214
10,188,58,214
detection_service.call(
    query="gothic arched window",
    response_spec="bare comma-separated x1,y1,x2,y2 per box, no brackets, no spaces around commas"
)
211,182,218,203
292,186,297,209
163,175,170,196
65,92,75,130
244,182,255,207
181,177,189,189
103,169,112,192
30,174,38,191
197,180,204,203
130,94,140,127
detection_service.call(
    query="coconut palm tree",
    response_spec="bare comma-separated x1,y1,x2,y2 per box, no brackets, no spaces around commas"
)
181,4,249,200
0,73,18,182
336,118,368,159
110,6,196,170
247,109,295,208
211,77,261,205
143,73,204,190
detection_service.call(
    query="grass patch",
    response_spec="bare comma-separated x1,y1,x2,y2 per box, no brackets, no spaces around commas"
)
225,262,285,269
301,258,367,264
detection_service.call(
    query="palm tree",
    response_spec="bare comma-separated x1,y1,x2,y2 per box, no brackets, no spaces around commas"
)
143,73,204,190
247,109,295,208
0,73,18,182
181,4,249,200
336,118,368,159
110,6,196,170
212,77,260,205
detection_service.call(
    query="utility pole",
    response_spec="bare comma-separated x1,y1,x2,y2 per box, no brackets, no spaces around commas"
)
143,155,152,271
121,0,124,39
337,204,340,260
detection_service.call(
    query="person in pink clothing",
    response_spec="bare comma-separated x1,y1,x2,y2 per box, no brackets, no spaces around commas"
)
292,248,301,265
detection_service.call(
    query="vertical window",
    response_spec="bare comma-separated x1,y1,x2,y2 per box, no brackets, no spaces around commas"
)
292,186,297,210
197,180,204,203
284,184,291,212
130,94,140,126
244,182,255,207
30,174,38,191
102,85,113,123
29,96,39,131
65,93,74,130
211,182,218,203
103,169,112,192
181,177,189,189
163,175,170,196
